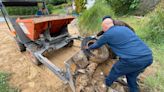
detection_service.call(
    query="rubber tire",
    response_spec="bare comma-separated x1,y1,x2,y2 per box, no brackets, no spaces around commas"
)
81,36,97,58
31,57,42,66
28,52,42,66
15,37,26,52
81,37,97,49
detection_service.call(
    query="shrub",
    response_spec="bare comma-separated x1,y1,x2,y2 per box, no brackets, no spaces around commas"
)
47,4,54,14
79,0,115,35
75,0,86,14
144,4,164,44
49,0,66,5
6,7,38,15
106,0,140,15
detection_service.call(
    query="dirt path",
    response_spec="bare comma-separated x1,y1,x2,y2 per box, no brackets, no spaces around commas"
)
0,22,80,92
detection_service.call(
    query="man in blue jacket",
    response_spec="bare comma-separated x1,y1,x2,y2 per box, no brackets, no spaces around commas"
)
87,17,153,92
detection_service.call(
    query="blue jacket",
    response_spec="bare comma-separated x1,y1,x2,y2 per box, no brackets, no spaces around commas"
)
88,26,152,59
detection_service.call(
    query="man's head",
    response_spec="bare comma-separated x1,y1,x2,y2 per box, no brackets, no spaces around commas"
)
101,18,114,32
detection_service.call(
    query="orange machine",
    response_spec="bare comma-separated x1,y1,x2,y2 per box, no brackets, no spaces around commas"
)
16,15,74,41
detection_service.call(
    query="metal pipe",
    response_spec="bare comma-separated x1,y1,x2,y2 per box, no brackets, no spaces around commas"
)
0,1,12,31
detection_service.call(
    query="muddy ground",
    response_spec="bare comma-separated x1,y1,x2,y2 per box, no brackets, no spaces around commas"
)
0,20,156,92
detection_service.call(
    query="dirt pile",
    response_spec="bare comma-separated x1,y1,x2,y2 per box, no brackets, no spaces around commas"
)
70,48,117,92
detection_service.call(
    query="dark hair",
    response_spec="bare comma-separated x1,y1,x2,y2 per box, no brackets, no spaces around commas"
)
97,17,135,36
113,20,135,32
102,16,134,32
102,16,112,21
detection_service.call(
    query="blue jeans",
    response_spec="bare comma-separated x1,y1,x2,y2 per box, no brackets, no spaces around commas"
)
105,55,153,92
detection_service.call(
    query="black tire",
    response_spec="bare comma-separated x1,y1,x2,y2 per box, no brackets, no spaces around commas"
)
15,37,26,52
31,57,42,66
81,36,97,50
82,37,117,59
81,36,97,58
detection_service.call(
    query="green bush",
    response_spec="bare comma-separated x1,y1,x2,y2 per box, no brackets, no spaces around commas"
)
106,0,140,15
6,7,38,15
47,4,54,14
75,0,86,14
79,0,115,35
144,5,164,44
49,0,66,5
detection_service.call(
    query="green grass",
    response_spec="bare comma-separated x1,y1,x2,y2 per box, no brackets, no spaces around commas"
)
78,0,115,35
52,7,66,15
0,72,18,92
144,44,164,92
51,4,72,15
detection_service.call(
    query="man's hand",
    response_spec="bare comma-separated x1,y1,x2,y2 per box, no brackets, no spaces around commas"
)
83,49,95,58
97,31,104,37
82,46,88,50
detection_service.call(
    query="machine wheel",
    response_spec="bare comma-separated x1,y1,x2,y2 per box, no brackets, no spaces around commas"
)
31,57,42,66
28,51,42,66
15,37,26,52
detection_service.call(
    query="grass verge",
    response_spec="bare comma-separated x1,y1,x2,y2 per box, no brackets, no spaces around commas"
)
0,72,18,92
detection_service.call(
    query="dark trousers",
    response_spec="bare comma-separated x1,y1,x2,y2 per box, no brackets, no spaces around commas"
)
105,55,153,92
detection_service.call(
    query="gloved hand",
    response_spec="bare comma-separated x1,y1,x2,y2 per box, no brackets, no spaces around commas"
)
83,49,95,58
96,30,104,37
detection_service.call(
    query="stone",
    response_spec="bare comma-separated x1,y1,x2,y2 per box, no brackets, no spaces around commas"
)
86,62,98,76
72,51,89,68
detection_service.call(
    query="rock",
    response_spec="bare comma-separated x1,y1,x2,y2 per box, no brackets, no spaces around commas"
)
86,63,98,76
94,82,107,92
89,45,109,64
107,87,119,92
100,59,117,76
75,74,89,92
72,51,89,68
134,0,160,15
83,85,95,92
77,69,86,74
111,82,126,92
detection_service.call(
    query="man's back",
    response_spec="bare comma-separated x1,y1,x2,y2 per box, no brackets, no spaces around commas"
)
103,26,152,59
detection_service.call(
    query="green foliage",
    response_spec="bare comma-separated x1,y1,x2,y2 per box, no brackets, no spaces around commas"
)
52,5,66,14
47,4,54,14
79,0,115,35
6,7,38,15
49,0,66,5
106,0,140,15
144,44,164,92
0,72,18,92
75,0,86,14
144,5,164,44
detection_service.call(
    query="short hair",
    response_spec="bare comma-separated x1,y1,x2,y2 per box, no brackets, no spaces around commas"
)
102,15,112,21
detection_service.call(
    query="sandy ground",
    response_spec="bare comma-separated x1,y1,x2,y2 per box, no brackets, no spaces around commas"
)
0,21,80,92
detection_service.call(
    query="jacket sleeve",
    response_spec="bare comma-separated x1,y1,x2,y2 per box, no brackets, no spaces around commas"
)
88,34,108,50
